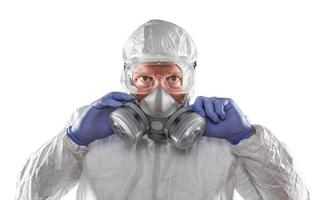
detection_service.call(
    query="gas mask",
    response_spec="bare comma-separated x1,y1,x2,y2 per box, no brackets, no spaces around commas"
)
109,87,205,150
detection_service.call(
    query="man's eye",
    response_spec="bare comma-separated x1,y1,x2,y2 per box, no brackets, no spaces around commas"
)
139,76,153,82
167,75,181,82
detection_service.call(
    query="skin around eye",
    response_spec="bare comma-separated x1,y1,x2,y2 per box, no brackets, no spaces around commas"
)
138,76,153,82
166,75,182,82
166,75,182,89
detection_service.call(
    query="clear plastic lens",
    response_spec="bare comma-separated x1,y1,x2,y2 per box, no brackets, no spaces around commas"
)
132,75,184,94
122,62,195,94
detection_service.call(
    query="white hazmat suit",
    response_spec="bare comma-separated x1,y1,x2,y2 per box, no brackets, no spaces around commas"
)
16,19,310,200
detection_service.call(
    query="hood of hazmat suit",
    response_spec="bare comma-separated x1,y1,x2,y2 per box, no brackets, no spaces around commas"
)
15,19,310,200
121,19,197,101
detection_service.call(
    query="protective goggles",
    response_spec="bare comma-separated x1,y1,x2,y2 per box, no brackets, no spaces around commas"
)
122,62,195,94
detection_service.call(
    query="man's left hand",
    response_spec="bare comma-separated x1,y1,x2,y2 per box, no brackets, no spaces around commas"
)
192,96,254,145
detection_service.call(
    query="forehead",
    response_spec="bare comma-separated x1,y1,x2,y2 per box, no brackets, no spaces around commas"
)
133,62,182,76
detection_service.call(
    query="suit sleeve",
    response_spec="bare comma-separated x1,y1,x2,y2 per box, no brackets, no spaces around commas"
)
15,106,89,200
232,124,310,200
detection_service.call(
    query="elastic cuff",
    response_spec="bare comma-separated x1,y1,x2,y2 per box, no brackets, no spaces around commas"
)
66,126,89,146
63,133,88,158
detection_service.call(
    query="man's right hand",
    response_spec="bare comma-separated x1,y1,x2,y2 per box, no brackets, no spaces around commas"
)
67,92,134,146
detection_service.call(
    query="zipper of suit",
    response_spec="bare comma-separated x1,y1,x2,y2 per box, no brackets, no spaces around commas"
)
152,142,161,200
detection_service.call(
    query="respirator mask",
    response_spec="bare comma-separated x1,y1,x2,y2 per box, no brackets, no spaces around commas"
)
109,86,205,150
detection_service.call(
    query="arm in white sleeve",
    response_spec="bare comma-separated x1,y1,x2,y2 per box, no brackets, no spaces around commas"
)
233,124,310,200
15,107,89,200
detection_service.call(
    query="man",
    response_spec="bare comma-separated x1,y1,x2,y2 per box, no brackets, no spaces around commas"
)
16,19,309,200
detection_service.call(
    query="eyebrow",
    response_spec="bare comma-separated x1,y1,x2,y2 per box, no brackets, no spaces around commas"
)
133,72,182,77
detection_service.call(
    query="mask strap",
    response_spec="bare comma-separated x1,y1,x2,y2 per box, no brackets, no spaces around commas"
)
193,61,197,69
181,92,191,107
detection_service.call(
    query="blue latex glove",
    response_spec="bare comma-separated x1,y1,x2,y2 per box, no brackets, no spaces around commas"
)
67,92,133,146
192,96,254,145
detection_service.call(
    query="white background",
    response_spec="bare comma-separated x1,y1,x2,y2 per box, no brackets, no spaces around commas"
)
0,0,324,199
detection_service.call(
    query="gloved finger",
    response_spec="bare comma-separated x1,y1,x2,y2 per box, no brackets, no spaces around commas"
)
222,98,235,112
92,91,133,109
108,92,134,102
213,98,228,120
192,96,206,117
92,97,123,109
204,98,220,123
